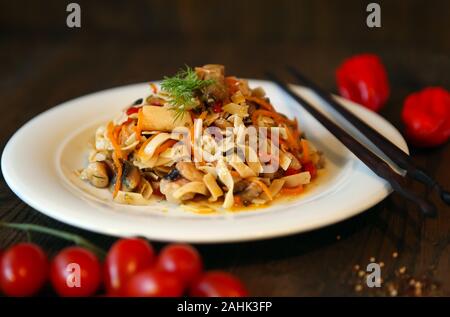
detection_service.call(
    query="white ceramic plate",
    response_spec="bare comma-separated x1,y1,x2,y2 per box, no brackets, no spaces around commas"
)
1,80,408,243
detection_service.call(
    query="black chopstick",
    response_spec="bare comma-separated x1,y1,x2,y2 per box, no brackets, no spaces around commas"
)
266,72,437,217
287,66,450,206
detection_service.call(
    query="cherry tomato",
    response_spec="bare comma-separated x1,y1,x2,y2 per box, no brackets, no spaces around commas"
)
104,238,155,295
212,101,223,113
336,54,390,112
0,243,48,297
157,244,203,286
189,271,248,297
50,246,101,297
124,268,184,297
402,87,450,147
302,162,317,179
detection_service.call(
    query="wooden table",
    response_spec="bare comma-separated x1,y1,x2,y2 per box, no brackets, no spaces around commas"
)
1,0,449,296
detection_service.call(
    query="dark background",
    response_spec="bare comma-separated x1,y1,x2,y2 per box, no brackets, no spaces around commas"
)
0,0,449,296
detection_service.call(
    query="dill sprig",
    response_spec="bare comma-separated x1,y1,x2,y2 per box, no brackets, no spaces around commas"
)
161,66,214,120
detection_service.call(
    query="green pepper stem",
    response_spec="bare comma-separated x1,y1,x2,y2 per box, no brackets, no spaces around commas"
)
0,222,107,258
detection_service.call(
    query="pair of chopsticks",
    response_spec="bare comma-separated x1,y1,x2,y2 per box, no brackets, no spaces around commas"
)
267,67,449,217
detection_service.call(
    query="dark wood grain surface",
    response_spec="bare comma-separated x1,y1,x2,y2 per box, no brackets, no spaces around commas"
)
0,0,449,296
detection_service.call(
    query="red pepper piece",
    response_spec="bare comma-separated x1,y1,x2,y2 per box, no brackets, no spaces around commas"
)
402,87,450,148
212,101,223,113
302,162,317,179
336,54,390,112
284,167,300,176
126,106,142,116
225,76,240,95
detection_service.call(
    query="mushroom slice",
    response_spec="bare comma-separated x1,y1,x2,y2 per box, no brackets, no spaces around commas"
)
121,161,141,192
80,162,110,188
176,161,205,182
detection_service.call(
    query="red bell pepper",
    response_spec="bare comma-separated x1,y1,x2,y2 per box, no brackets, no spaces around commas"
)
212,101,223,113
336,54,390,112
126,106,141,116
284,167,300,176
402,87,450,147
302,162,317,179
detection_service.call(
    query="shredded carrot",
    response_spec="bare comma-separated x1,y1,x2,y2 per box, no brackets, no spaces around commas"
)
234,196,243,207
301,139,310,163
107,122,123,159
153,139,177,157
250,178,273,200
189,125,195,145
150,83,158,94
251,109,290,126
119,124,128,144
281,185,304,195
245,96,275,111
198,111,208,121
230,171,240,179
107,122,123,197
113,125,121,140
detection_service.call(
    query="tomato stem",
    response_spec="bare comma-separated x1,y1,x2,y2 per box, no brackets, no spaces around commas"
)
0,222,107,258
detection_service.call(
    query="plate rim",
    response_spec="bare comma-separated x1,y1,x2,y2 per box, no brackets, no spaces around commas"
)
1,81,408,243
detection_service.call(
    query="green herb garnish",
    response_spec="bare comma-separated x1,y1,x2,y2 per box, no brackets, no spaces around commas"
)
161,66,214,120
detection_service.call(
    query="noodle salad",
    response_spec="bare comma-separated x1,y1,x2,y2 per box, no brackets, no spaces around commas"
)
79,65,324,210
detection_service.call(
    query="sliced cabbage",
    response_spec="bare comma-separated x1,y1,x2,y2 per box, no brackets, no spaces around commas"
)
197,165,218,178
138,178,154,200
139,133,170,161
231,91,246,104
242,145,263,175
228,154,256,178
223,103,248,118
172,182,209,200
261,179,285,200
95,125,113,151
270,127,288,140
155,156,173,167
203,173,224,202
114,191,151,205
140,105,192,131
283,171,311,188
88,150,107,163
216,158,234,209
279,150,293,171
